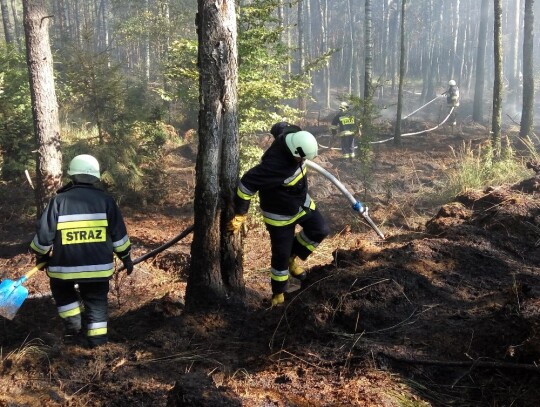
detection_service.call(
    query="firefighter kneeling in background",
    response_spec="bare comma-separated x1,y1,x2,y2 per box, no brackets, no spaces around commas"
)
228,127,330,306
30,154,133,348
331,102,358,160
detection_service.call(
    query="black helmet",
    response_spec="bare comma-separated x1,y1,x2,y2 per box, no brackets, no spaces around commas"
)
270,121,290,139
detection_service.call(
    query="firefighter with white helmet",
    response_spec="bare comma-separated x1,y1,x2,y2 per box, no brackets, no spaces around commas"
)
228,126,330,306
444,80,460,107
330,101,358,160
30,154,133,348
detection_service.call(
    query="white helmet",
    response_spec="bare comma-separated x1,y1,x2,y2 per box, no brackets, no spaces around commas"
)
448,80,457,86
67,154,101,180
339,101,349,111
285,131,318,160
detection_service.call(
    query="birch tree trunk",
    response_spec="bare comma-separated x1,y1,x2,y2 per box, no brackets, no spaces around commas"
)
23,0,62,215
519,0,535,138
186,0,243,310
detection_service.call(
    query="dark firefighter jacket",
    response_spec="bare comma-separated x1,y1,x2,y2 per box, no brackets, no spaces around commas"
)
233,135,315,227
30,182,131,281
331,111,356,137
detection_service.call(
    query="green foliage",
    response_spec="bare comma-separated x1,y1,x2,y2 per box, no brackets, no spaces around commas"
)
59,44,127,138
438,137,533,202
63,121,179,205
164,39,199,129
337,94,386,198
165,0,311,136
0,45,34,180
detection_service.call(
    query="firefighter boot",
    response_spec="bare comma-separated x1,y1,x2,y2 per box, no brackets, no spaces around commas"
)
271,293,285,306
289,257,306,281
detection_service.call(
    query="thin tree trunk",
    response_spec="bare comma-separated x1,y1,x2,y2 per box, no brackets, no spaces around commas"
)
10,0,21,47
297,0,306,112
473,0,489,123
394,0,406,146
186,0,242,310
23,0,63,214
512,0,521,105
364,0,373,101
491,0,503,152
519,0,534,138
1,0,14,43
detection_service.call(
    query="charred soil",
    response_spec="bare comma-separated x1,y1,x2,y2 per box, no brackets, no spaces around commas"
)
1,121,540,407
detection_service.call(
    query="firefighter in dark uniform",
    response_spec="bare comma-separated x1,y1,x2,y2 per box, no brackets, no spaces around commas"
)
330,102,357,160
228,129,330,306
30,154,133,347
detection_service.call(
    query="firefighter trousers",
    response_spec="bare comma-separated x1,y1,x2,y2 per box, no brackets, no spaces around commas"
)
50,279,109,347
267,208,330,294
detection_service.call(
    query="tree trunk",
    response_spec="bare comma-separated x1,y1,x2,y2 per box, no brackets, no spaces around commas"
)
10,0,21,47
363,0,373,101
511,0,521,105
473,0,489,123
297,0,306,112
491,0,503,152
346,0,354,94
186,0,243,310
23,0,62,215
519,0,535,138
1,0,14,43
394,0,406,146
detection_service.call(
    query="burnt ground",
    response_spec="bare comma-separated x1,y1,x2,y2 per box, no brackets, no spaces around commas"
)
1,118,540,406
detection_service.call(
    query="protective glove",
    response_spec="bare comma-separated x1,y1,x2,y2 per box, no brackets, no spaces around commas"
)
35,254,49,267
227,214,246,233
122,256,134,275
271,293,285,306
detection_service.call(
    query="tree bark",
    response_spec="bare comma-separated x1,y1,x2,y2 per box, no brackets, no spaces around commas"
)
473,0,489,123
394,0,406,146
186,0,243,311
363,0,373,101
1,0,14,43
23,0,63,215
519,0,535,138
491,0,503,152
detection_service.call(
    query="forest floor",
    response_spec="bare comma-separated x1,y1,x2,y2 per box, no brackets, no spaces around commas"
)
1,116,540,406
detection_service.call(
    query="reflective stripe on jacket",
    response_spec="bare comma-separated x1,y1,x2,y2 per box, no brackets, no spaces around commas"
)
233,135,315,226
30,183,131,281
331,111,356,137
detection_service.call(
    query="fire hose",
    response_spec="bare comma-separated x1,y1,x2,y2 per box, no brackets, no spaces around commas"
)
119,160,385,271
305,160,385,239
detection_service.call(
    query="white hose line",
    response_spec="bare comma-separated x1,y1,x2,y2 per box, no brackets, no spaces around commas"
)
367,107,455,145
403,95,444,119
305,160,385,239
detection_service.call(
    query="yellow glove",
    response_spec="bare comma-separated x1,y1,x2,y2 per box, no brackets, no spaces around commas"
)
227,214,246,233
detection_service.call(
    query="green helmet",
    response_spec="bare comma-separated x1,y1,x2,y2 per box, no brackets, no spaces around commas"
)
67,154,101,180
285,131,318,160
